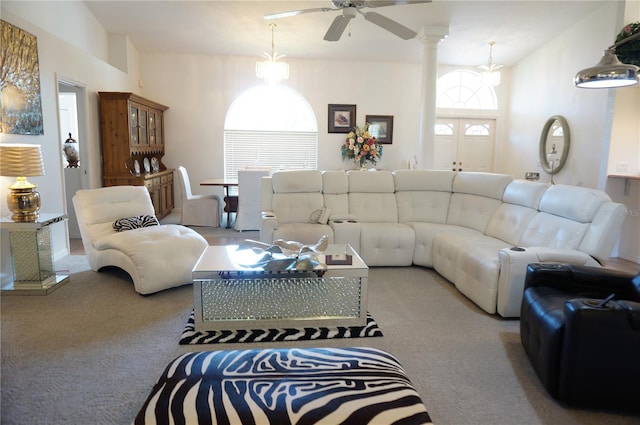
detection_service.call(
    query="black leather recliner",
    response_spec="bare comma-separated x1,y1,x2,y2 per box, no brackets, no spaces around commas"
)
520,263,640,411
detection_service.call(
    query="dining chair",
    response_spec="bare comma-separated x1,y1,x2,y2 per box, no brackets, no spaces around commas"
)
177,166,221,227
234,169,270,231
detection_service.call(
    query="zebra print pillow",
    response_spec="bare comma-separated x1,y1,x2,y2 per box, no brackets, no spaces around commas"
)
134,347,432,425
112,215,159,232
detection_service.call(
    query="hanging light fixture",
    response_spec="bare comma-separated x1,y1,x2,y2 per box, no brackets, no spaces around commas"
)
478,41,503,87
256,23,289,85
574,29,640,88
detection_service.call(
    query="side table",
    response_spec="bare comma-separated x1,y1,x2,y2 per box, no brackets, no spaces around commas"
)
1,213,69,295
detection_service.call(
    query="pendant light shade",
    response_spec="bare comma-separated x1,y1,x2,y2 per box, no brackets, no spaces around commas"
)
256,23,289,85
575,29,640,89
478,41,503,87
574,49,639,88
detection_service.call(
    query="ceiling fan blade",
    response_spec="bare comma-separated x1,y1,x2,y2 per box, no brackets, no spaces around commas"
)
363,0,431,8
265,7,334,20
362,11,417,39
324,14,355,41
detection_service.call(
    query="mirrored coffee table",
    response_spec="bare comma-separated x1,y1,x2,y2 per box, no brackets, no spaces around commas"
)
192,244,368,331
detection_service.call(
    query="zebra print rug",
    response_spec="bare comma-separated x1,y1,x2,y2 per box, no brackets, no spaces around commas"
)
134,347,432,425
180,310,383,345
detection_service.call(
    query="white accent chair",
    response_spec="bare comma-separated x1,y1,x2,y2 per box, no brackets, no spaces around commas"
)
73,185,208,295
234,169,270,231
177,166,221,227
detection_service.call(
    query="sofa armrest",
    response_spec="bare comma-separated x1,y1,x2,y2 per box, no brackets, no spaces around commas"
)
525,263,640,301
260,211,278,243
496,247,599,317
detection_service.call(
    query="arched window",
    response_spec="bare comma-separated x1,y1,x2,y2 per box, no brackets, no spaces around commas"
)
224,85,317,180
436,70,498,110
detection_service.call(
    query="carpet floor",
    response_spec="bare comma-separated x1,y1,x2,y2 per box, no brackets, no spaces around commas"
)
2,239,639,424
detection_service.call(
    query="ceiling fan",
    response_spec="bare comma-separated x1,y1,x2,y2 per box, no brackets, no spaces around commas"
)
264,1,431,42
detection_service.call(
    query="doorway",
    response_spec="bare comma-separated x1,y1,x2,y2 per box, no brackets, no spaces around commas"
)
57,79,88,239
433,117,496,172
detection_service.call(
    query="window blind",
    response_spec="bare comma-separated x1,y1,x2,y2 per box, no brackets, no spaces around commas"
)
224,130,318,180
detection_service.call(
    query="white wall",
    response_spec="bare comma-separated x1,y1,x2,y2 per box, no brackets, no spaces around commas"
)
138,54,423,199
507,3,619,189
0,3,140,285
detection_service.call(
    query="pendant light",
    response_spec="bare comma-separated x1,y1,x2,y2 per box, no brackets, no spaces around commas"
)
478,41,503,87
575,29,640,88
255,23,289,85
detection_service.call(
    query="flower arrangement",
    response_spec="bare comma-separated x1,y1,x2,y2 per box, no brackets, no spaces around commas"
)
615,22,640,67
341,123,383,169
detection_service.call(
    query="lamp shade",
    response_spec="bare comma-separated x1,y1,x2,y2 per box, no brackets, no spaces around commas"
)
575,49,640,88
0,144,45,177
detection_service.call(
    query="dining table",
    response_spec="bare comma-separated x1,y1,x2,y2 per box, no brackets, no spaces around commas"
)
200,178,238,228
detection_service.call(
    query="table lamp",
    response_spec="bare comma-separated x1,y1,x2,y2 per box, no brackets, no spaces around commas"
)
0,144,46,222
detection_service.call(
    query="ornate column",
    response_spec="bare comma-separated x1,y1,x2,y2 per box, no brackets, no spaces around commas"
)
418,27,448,169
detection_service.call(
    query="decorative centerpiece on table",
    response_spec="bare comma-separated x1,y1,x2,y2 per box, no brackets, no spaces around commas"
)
615,22,640,67
341,123,383,170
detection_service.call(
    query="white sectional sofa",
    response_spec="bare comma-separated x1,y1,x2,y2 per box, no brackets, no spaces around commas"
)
260,169,626,317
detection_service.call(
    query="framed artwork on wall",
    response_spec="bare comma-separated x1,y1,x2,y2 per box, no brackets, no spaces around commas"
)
366,115,393,144
328,104,356,133
0,20,44,135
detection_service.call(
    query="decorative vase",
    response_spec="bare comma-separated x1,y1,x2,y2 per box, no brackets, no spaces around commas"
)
63,133,79,168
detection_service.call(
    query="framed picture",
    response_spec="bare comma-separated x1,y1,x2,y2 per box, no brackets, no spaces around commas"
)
328,104,356,133
366,115,394,144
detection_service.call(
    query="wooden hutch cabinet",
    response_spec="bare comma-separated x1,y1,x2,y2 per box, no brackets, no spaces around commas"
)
98,92,174,219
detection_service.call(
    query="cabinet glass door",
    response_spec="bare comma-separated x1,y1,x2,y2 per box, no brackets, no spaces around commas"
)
139,109,148,146
149,111,157,145
129,105,139,145
156,114,163,146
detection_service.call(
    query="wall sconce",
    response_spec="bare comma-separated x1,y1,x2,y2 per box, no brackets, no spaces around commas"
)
0,144,46,222
575,28,640,88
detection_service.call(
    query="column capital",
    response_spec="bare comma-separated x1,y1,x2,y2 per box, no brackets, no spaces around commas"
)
418,26,449,45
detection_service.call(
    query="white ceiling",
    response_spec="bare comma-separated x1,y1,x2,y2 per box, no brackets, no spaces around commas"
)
84,0,611,67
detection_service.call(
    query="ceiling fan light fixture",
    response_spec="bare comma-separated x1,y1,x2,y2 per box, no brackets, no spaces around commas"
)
478,41,503,87
256,23,289,85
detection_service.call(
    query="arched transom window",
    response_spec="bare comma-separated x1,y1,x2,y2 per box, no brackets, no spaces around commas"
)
224,85,318,180
436,70,498,110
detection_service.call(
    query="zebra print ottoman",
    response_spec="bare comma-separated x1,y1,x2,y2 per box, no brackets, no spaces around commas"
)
134,347,432,425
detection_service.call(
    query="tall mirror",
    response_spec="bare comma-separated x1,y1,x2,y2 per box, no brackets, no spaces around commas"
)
539,115,570,175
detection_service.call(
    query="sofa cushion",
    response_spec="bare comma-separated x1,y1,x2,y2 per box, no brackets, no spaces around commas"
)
358,223,414,266
503,180,548,209
322,170,350,216
452,172,512,200
518,212,589,250
396,191,451,224
348,171,398,223
447,193,503,233
271,192,325,224
271,169,323,193
453,239,512,314
393,169,456,192
539,184,610,223
348,170,395,193
410,223,479,267
485,203,538,246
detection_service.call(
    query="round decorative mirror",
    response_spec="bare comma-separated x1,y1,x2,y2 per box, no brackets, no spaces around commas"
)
539,115,570,175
